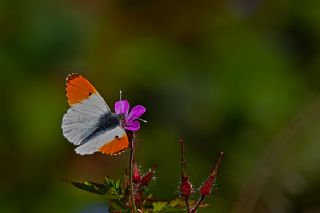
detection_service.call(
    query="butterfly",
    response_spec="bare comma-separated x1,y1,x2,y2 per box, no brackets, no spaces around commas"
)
61,73,146,155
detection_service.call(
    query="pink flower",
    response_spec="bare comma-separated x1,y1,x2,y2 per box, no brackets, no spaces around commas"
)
114,100,146,131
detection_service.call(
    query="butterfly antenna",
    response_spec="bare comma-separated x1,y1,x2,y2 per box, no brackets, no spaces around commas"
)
137,118,148,123
119,90,122,100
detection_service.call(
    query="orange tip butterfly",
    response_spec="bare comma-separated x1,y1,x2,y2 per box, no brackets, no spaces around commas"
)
61,73,129,155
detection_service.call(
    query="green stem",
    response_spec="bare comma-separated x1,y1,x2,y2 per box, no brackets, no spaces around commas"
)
129,133,137,212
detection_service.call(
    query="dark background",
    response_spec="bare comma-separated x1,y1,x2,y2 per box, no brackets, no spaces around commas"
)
1,0,320,212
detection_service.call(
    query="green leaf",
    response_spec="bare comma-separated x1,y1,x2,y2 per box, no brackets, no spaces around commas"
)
168,198,183,207
159,208,186,212
151,199,187,212
115,179,121,189
70,177,125,197
152,201,168,212
71,181,108,195
104,176,113,186
108,200,130,212
149,198,209,212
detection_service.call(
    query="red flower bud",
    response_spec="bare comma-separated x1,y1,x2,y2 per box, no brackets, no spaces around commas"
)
132,163,141,184
141,170,153,186
141,165,157,186
180,176,192,197
200,175,215,196
199,152,223,196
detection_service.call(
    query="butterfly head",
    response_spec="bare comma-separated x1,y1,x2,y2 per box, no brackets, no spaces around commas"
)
114,100,146,132
116,112,126,126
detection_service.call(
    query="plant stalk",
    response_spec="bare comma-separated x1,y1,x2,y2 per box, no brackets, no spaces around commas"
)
129,133,137,212
185,197,191,213
191,195,205,213
180,139,187,177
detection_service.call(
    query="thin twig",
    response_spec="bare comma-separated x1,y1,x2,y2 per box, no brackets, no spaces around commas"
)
191,195,205,213
185,197,191,213
129,133,137,212
180,139,191,213
212,152,224,177
180,139,187,178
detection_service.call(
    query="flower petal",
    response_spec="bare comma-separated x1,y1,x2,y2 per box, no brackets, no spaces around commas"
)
114,100,130,115
127,105,146,122
125,120,140,131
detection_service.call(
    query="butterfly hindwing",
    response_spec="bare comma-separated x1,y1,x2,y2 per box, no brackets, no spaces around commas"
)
75,126,128,155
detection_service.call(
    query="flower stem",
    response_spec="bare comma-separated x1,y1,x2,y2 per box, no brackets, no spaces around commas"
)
191,195,205,213
180,139,191,212
129,132,137,212
185,197,191,213
179,139,187,178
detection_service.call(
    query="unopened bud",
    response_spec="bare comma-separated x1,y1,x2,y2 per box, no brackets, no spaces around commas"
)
132,163,141,184
200,152,223,196
141,165,157,186
180,176,192,197
200,175,215,196
141,170,153,186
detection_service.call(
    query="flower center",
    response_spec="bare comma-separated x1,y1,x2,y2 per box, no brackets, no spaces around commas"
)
117,113,127,127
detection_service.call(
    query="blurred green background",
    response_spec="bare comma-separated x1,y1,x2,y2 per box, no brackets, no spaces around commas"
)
1,0,320,212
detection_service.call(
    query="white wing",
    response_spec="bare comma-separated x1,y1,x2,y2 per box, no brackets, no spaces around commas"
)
74,126,126,155
62,93,110,145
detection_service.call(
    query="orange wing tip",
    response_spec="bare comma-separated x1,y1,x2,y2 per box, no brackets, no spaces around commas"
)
65,73,98,105
66,73,80,84
99,135,129,155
